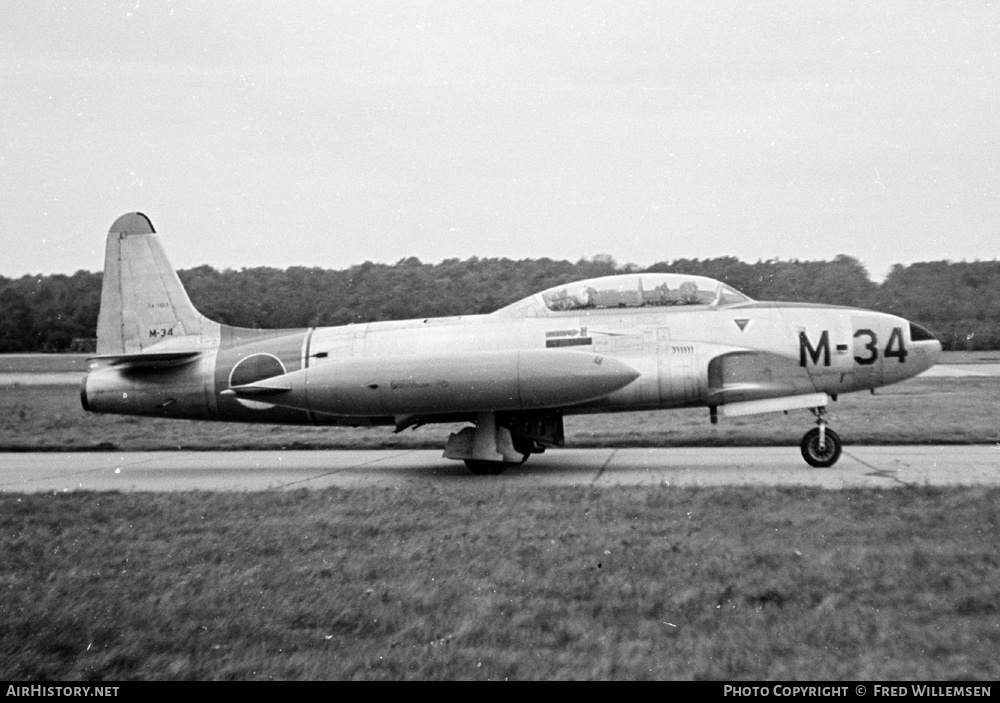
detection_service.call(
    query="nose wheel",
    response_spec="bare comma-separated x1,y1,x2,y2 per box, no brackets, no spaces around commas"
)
801,408,842,467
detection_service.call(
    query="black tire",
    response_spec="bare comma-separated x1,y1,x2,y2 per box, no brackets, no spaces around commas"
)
800,427,842,468
464,460,512,475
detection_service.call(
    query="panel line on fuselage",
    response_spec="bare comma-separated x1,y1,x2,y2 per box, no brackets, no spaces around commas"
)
302,327,317,424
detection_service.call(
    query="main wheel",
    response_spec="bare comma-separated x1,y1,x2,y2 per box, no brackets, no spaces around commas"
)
464,460,512,475
800,427,842,468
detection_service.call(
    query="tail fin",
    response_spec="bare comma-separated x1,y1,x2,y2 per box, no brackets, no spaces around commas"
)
96,213,219,354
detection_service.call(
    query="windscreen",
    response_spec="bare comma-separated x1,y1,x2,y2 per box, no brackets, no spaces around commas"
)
541,276,748,311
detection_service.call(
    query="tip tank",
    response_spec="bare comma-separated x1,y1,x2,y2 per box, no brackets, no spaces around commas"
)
226,348,640,416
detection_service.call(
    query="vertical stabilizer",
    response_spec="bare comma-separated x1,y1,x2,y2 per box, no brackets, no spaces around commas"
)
96,212,220,354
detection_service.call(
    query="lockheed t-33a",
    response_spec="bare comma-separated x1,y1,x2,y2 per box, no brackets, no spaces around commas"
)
81,213,942,474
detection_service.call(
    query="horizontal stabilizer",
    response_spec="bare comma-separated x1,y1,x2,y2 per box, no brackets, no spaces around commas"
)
88,351,203,369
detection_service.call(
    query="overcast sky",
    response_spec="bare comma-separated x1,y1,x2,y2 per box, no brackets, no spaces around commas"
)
2,1,997,281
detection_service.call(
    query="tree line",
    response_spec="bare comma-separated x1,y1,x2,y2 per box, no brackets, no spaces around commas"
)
2,255,999,352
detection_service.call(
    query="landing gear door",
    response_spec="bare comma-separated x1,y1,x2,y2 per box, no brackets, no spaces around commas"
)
797,312,853,378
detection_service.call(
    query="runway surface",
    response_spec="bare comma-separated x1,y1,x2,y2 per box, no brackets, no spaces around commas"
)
2,446,998,493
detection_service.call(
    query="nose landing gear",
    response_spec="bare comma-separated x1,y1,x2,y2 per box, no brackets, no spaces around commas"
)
801,407,842,467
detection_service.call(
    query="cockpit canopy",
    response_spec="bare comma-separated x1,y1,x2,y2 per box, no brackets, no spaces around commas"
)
494,273,752,317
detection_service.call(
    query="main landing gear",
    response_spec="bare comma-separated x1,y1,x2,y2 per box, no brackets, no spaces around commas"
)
463,434,542,475
444,410,560,475
800,406,842,468
443,411,529,475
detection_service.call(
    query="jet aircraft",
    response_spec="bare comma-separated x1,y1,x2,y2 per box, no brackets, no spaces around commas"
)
81,213,942,474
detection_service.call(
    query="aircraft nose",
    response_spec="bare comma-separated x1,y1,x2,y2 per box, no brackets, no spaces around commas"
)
909,321,942,369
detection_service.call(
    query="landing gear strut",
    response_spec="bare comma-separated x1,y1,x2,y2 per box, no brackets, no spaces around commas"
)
463,433,538,474
800,407,842,468
443,411,524,475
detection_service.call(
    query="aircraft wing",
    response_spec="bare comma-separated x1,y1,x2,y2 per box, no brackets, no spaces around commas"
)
704,381,800,405
221,379,292,396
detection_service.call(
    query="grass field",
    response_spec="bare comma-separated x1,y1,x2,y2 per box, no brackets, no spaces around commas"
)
2,375,998,452
1,485,998,680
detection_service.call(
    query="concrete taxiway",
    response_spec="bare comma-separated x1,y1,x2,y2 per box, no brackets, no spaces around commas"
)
1,446,998,493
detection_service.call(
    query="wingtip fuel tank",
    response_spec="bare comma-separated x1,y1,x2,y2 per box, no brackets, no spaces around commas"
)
225,349,641,416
